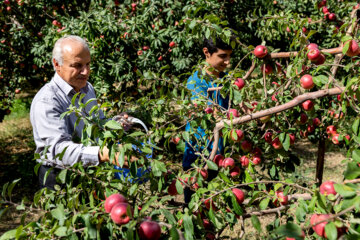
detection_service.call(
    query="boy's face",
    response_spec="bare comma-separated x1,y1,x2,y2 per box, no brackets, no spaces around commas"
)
203,47,232,73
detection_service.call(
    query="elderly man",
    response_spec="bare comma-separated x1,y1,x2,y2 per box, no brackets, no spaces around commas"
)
30,35,125,190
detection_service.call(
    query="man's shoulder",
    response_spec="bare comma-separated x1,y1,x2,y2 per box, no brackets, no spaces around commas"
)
32,80,63,106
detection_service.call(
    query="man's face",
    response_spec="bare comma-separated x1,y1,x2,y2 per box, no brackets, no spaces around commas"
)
203,47,232,74
54,40,91,92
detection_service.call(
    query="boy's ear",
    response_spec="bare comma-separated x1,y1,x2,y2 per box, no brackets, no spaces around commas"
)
203,47,210,58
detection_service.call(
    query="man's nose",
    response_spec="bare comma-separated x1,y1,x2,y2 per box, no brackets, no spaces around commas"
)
80,65,90,75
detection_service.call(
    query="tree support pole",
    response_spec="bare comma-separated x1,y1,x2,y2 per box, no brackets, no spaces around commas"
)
315,135,326,185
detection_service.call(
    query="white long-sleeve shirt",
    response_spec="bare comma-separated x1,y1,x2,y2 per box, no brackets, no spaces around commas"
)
30,73,102,168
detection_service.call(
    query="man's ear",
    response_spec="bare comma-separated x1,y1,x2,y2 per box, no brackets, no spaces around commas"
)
53,58,60,73
203,47,210,58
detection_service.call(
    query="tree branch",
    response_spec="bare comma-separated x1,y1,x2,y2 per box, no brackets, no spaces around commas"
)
209,87,345,160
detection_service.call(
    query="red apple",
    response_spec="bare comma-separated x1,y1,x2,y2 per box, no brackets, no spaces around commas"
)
275,191,288,205
264,131,273,143
157,56,163,61
204,198,216,210
240,156,249,167
169,41,176,48
204,107,213,114
313,118,321,127
307,124,315,133
205,233,215,240
261,64,273,75
104,193,127,213
199,169,208,180
307,49,321,61
172,136,180,145
234,78,245,90
168,180,179,196
142,46,150,51
302,27,307,33
286,26,291,32
213,154,224,167
131,3,137,8
326,125,337,136
320,181,337,195
138,220,161,240
272,137,282,149
289,133,296,145
223,158,235,169
241,140,252,152
110,202,132,225
15,89,21,94
252,156,261,165
313,214,330,237
345,40,360,57
254,45,268,58
202,218,212,230
232,188,245,204
322,6,329,14
230,129,244,142
307,43,319,50
328,13,336,21
331,133,340,144
252,147,262,156
4,0,10,5
137,50,143,55
310,214,319,231
300,74,314,89
314,54,326,65
230,166,241,177
302,100,314,111
227,108,239,119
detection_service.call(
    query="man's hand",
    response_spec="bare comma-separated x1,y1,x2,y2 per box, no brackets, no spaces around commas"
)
98,145,138,168
113,112,133,131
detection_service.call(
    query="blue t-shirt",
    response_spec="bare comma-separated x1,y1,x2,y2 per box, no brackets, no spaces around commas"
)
183,71,229,168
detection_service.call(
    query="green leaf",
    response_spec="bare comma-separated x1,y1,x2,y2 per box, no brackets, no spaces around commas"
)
51,204,66,226
189,19,196,29
313,75,328,87
183,213,194,240
282,134,290,151
275,222,303,239
259,198,270,210
0,229,17,240
251,215,261,233
7,179,20,199
352,119,359,135
334,184,356,198
55,226,68,237
104,120,122,130
206,160,218,171
176,179,184,195
352,149,360,162
342,41,350,55
344,162,360,180
325,222,338,240
218,172,231,184
57,169,67,184
295,205,306,222
160,209,177,225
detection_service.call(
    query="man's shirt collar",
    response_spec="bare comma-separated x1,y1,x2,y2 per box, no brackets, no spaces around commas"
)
53,72,89,97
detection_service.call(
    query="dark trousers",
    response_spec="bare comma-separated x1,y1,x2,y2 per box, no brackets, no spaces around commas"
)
38,165,62,190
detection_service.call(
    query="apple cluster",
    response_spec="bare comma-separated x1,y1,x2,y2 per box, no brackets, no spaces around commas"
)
104,193,161,240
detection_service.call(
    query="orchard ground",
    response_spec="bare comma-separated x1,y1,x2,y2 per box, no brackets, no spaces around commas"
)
0,93,348,238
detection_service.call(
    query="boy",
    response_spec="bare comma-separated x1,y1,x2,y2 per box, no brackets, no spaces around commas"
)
183,37,234,203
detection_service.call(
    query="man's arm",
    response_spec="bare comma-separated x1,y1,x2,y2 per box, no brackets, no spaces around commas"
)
31,97,100,168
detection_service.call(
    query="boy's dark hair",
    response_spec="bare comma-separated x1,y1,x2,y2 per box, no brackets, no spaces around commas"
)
203,37,235,55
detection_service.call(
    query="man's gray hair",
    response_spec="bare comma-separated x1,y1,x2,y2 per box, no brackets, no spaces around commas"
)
52,35,90,70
